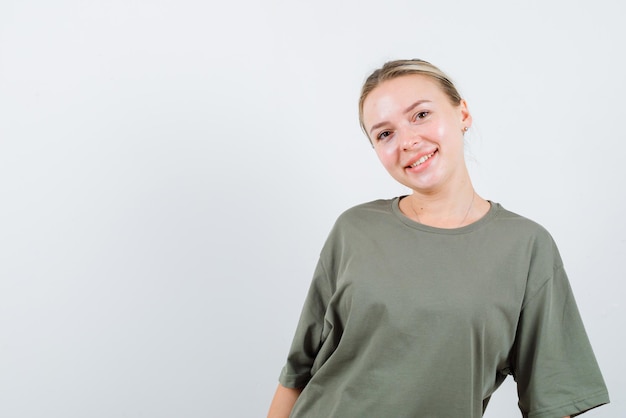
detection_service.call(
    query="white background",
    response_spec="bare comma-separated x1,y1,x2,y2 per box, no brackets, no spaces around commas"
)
0,0,623,417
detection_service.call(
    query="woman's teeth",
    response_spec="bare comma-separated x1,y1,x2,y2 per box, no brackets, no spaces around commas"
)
411,152,434,168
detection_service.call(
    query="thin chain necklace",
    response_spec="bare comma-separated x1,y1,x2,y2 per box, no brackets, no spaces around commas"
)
410,191,476,227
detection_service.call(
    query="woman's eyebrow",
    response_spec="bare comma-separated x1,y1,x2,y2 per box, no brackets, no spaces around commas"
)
369,120,389,135
369,100,432,135
403,100,431,115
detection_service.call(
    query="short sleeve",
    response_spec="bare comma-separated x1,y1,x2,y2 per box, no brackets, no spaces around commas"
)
511,264,609,418
278,258,333,388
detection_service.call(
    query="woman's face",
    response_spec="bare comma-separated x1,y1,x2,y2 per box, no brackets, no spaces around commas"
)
362,74,471,194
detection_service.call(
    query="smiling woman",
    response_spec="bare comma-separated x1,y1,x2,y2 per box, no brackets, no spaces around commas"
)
267,59,609,418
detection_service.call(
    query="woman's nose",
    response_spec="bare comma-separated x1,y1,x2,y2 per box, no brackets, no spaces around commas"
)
400,129,420,151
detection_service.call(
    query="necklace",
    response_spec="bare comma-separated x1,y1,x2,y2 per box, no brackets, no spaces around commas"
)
410,192,476,227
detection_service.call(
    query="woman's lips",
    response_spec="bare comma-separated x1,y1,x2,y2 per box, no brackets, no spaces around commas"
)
406,150,437,169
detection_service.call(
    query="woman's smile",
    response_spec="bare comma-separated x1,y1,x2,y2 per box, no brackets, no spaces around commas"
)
405,149,438,171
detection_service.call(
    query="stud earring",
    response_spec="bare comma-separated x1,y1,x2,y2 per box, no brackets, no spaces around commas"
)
463,127,469,132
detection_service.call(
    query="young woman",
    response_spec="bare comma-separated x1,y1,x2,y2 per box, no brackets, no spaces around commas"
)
268,59,609,418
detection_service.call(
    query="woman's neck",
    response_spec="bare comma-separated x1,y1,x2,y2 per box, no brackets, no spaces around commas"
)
400,180,489,228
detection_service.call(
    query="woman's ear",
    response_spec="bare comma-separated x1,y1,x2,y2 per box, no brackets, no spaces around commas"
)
459,99,472,128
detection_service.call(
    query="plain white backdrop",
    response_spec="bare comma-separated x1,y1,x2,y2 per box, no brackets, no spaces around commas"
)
0,0,623,416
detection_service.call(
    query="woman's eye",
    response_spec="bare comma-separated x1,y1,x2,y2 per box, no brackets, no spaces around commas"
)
414,111,429,120
377,131,391,141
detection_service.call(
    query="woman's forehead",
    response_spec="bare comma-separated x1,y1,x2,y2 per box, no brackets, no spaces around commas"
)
363,75,443,119
371,74,441,99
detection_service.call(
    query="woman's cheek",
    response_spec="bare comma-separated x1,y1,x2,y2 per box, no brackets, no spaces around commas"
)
376,146,397,171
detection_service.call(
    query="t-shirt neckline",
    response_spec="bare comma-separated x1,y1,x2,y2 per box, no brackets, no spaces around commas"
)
391,196,499,234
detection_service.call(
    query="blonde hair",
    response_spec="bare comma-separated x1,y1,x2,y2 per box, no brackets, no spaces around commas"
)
358,59,463,139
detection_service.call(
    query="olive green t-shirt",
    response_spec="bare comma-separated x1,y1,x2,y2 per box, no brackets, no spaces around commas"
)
279,198,609,417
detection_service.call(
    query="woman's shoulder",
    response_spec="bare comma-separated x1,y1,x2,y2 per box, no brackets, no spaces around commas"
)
491,203,552,236
318,199,397,258
318,198,398,242
335,198,397,224
489,202,561,258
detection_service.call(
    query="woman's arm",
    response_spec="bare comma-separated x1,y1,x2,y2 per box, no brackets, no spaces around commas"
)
267,384,302,418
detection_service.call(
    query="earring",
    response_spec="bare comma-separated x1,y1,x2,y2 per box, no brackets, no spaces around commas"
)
463,127,469,132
